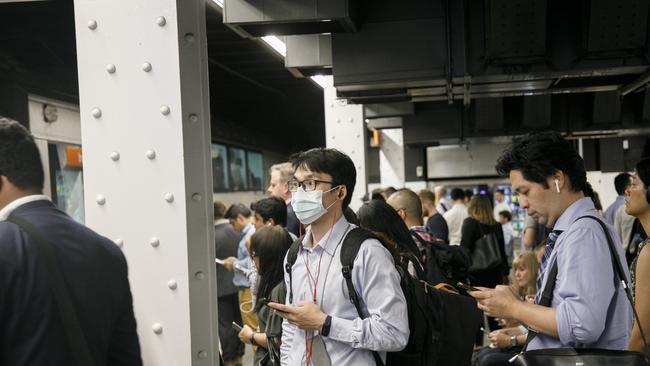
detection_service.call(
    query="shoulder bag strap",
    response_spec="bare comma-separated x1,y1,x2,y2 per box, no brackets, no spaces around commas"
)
7,216,95,366
285,237,303,304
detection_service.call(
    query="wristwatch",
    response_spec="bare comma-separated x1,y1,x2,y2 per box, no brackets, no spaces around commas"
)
510,335,518,347
321,315,332,337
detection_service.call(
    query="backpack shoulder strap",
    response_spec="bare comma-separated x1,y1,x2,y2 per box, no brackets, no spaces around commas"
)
339,227,385,366
285,237,303,304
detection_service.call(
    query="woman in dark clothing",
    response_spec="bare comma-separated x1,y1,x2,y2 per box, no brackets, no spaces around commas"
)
461,195,508,340
238,226,292,366
461,195,508,288
356,199,421,258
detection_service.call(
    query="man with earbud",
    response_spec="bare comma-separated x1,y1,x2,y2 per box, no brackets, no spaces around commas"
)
469,131,632,352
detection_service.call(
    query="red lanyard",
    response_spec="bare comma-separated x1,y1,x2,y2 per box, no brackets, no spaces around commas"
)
302,212,337,366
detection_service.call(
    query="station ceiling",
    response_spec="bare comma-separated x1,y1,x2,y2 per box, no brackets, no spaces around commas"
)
0,0,325,154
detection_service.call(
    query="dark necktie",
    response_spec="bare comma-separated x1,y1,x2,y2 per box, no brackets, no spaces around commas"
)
535,230,563,304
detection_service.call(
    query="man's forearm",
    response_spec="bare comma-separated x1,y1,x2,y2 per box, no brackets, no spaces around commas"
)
511,301,559,338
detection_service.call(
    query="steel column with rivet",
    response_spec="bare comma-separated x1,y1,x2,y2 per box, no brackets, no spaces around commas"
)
73,0,217,364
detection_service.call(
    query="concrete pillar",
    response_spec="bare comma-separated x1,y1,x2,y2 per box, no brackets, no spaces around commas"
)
379,128,405,188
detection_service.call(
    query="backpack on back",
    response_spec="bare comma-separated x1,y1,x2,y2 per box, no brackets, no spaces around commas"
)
412,232,471,286
286,227,481,366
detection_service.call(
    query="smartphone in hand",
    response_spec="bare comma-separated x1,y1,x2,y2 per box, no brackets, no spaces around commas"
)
231,322,243,332
457,282,480,292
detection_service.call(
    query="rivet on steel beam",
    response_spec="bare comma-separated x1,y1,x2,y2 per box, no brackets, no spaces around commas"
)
192,193,201,202
356,134,361,138
114,238,124,248
167,279,178,290
110,151,120,161
351,150,355,154
87,20,97,30
198,351,208,359
330,103,334,108
106,64,116,74
194,271,205,280
336,119,341,124
156,16,166,27
91,107,102,119
150,237,160,248
96,195,106,205
184,33,195,43
160,105,170,115
142,62,152,72
331,136,336,140
349,118,354,123
152,323,163,335
164,193,174,203
145,150,156,160
188,114,198,123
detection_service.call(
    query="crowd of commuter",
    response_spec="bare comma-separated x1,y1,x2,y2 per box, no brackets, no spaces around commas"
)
1,117,650,366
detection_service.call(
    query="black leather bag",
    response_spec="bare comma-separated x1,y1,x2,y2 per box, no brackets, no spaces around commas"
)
513,215,650,366
468,225,501,273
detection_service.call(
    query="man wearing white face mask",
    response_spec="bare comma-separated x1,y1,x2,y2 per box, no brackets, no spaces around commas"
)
267,148,409,366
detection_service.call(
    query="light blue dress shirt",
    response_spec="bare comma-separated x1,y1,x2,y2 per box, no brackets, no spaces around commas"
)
280,216,409,365
603,195,625,226
233,223,255,288
529,197,633,350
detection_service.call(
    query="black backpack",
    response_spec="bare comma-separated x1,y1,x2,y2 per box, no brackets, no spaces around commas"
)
286,227,481,366
412,232,471,286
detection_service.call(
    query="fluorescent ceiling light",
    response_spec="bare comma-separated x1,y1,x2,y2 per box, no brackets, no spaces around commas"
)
211,0,224,7
261,36,287,57
310,75,332,89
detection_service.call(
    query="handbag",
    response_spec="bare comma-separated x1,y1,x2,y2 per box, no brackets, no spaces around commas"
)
468,224,501,273
513,215,650,366
7,216,96,366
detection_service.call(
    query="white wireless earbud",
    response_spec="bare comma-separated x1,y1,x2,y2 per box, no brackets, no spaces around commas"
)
554,179,560,193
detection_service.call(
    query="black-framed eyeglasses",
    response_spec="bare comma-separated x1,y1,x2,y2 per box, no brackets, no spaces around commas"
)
289,179,333,192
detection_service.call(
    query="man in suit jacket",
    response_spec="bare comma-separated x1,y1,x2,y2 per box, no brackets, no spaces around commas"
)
214,201,245,366
267,162,300,236
0,118,142,366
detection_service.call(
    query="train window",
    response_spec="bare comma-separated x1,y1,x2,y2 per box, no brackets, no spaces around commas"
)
246,151,263,191
211,143,230,192
228,147,248,191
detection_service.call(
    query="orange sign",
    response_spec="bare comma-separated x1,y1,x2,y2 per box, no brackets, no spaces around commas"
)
65,146,83,168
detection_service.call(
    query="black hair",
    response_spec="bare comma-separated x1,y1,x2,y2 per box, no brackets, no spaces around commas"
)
357,199,420,257
290,148,356,209
224,203,252,219
249,226,292,312
498,210,512,221
495,131,587,193
250,196,287,227
635,158,650,191
383,187,397,197
450,188,465,201
0,119,44,192
213,201,226,219
343,206,360,226
583,182,603,211
464,189,474,199
614,172,632,195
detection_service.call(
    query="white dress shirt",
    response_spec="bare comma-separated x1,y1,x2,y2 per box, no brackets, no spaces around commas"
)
443,202,468,245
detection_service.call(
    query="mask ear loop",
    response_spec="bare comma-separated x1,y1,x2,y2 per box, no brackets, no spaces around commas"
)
554,179,560,193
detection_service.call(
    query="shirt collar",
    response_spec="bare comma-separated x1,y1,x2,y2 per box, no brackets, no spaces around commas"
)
409,225,428,233
0,194,50,221
302,215,351,256
214,218,229,226
552,197,598,232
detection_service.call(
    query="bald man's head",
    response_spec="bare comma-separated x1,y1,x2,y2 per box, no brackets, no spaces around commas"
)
387,188,423,227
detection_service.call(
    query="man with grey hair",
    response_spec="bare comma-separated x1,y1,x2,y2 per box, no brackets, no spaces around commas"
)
267,162,300,236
